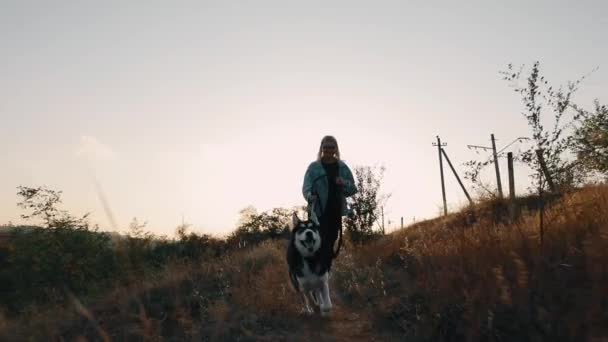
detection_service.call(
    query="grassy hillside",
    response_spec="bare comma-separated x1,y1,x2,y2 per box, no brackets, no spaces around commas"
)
1,185,607,341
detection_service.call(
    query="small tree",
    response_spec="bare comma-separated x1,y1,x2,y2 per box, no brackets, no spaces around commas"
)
227,206,298,248
571,100,608,176
504,62,587,191
16,186,90,228
6,187,115,309
465,62,597,193
344,165,390,243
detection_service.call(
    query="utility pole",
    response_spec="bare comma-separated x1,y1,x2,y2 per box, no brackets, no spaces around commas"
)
491,134,503,198
441,148,473,205
433,136,448,216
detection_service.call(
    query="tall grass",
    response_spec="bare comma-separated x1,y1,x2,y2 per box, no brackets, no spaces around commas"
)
0,185,606,341
342,185,608,341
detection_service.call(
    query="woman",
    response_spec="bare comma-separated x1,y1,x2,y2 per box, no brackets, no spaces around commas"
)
302,135,357,270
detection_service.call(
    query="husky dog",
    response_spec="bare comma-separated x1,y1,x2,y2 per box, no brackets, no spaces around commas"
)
286,212,333,316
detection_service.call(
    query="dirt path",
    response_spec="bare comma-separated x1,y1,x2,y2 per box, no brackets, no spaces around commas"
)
306,306,376,341
286,295,386,342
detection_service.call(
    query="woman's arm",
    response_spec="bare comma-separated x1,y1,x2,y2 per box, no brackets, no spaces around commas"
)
302,163,314,201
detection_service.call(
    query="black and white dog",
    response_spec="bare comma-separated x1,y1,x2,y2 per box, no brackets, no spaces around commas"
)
286,213,332,316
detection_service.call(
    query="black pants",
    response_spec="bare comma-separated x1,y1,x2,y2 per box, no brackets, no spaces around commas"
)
320,204,342,271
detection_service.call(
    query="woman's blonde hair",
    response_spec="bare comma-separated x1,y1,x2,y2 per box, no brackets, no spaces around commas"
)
316,135,341,161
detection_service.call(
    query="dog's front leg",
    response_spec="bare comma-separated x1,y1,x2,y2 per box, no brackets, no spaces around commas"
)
301,291,314,315
319,273,332,316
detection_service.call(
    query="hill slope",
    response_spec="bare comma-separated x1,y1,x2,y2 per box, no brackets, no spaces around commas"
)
1,185,607,341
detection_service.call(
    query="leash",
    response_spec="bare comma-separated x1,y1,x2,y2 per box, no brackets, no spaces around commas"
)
306,174,344,259
307,192,320,225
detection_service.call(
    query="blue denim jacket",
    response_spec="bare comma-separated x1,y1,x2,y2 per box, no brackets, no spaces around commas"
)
302,160,357,218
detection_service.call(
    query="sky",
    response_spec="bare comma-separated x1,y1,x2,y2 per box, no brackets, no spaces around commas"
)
1,0,607,237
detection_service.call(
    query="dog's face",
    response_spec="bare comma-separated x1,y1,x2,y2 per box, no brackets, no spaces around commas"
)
291,213,321,258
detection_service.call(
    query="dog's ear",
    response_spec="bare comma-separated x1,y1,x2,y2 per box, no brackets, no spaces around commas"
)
291,212,300,229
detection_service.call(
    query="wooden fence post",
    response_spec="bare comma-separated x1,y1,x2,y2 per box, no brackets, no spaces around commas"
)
507,152,521,221
535,149,556,193
507,152,515,199
491,134,504,198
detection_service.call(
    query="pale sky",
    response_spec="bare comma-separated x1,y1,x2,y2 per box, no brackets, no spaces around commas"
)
1,1,606,237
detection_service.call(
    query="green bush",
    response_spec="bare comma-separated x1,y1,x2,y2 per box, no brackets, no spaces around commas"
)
1,225,116,311
0,187,227,314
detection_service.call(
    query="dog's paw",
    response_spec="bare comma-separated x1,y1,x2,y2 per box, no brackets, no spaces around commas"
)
320,302,332,310
299,307,314,316
319,303,332,317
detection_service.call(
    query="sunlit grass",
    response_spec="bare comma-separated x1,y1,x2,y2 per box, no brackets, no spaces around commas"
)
1,185,607,341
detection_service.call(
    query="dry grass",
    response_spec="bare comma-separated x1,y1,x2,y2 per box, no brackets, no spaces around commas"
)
351,184,608,341
1,185,607,341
